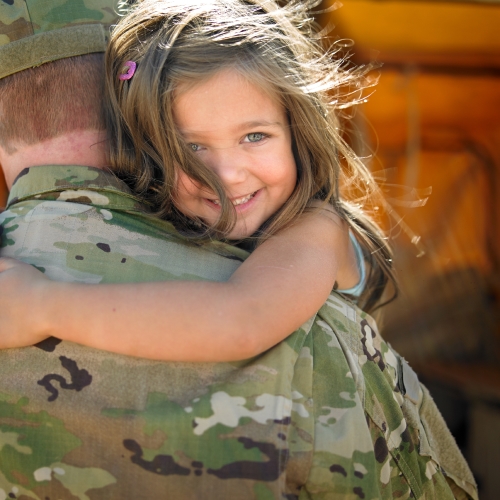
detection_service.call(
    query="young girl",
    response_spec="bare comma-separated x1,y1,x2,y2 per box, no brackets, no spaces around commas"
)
0,0,395,361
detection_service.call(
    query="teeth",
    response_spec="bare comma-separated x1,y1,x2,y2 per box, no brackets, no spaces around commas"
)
211,192,256,207
233,193,255,206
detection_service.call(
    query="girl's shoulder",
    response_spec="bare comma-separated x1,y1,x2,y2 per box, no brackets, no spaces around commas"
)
302,202,364,296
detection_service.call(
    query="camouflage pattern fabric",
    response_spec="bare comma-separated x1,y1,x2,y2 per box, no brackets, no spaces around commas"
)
0,166,478,499
0,0,121,79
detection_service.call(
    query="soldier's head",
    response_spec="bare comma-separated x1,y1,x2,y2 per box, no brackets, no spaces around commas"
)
0,0,120,154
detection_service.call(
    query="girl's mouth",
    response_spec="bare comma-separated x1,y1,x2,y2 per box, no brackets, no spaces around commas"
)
209,191,258,207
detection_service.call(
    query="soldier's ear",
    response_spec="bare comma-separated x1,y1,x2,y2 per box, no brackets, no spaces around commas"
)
0,162,8,209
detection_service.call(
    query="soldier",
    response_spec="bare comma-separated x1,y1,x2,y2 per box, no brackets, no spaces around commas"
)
0,0,477,499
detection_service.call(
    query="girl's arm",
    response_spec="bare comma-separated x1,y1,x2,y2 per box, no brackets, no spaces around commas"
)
0,208,358,361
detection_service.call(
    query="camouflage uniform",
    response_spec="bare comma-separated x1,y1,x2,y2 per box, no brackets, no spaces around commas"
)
0,166,478,499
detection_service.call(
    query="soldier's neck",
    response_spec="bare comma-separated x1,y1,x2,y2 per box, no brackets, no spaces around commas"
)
0,129,109,189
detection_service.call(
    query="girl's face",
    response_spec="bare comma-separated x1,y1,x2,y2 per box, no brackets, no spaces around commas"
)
172,69,297,239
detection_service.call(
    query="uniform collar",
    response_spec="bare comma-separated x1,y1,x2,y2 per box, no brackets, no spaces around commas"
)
6,164,250,262
7,165,146,213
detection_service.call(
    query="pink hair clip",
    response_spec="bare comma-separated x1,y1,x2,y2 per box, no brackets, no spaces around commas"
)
119,61,137,81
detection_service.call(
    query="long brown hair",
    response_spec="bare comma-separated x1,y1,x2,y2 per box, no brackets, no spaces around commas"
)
106,0,396,311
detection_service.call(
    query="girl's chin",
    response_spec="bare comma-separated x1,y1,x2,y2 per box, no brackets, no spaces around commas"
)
226,222,260,240
179,214,254,239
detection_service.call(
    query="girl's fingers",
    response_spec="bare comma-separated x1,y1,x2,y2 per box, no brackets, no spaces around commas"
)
0,257,36,274
0,256,22,272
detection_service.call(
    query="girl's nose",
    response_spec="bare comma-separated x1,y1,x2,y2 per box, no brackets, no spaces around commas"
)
207,148,248,186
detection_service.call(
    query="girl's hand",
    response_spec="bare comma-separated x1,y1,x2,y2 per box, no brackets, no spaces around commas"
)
0,257,52,348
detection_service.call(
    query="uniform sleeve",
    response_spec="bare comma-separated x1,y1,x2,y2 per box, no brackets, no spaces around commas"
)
299,293,479,500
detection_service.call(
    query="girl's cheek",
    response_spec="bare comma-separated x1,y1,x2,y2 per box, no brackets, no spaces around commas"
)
175,171,201,195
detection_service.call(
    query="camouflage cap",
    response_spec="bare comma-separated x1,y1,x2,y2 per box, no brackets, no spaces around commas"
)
0,0,122,80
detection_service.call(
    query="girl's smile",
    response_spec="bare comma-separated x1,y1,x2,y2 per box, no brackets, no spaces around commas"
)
172,69,297,239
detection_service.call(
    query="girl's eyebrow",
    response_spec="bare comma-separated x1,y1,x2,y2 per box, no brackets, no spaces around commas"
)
237,120,284,130
178,120,285,138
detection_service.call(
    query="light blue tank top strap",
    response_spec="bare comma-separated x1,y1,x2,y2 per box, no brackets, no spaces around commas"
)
337,231,366,298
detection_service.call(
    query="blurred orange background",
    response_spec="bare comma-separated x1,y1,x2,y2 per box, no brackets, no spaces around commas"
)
318,1,500,497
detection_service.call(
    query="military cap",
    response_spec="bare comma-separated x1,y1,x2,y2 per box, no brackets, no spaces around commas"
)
0,0,122,80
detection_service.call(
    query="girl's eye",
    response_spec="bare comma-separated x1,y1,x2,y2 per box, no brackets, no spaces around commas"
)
189,143,201,152
245,132,266,143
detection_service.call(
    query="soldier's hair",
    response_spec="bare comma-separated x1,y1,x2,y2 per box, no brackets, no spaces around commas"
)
0,53,105,153
106,0,396,311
